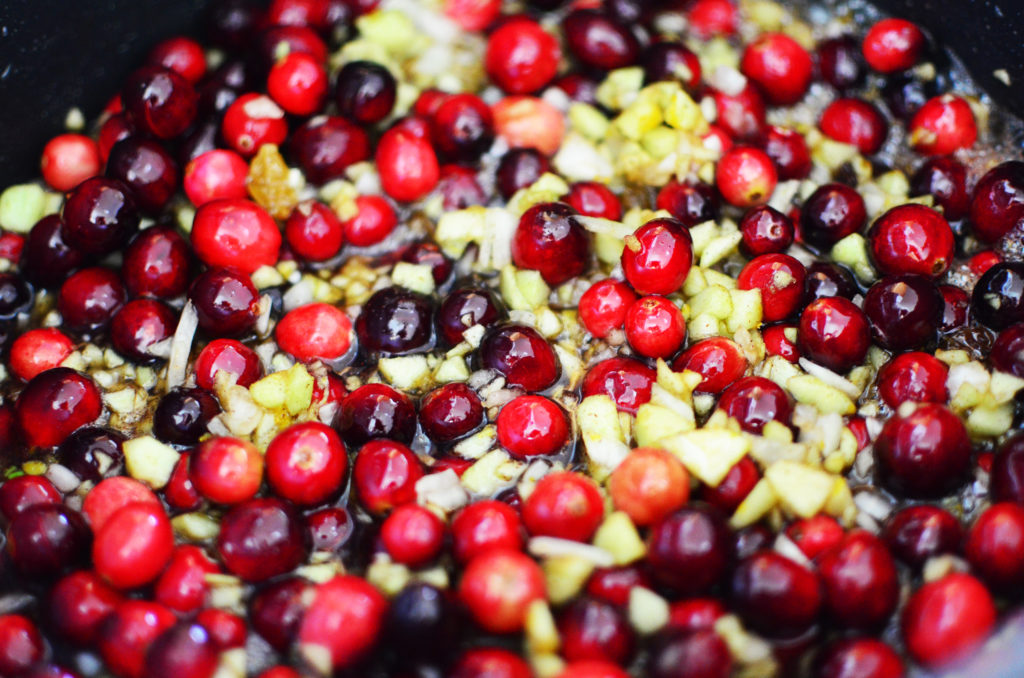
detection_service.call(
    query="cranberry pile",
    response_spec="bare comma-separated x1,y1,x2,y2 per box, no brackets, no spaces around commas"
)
3,1,1024,677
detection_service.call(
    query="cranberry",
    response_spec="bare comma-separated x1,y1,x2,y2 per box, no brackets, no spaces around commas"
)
47,570,121,645
739,206,794,257
970,161,1024,242
763,323,800,362
910,156,969,221
10,328,74,382
870,204,954,277
523,472,603,541
647,629,732,678
41,133,101,191
673,337,747,394
902,573,995,667
733,550,822,638
16,368,102,448
716,146,777,208
333,60,397,124
458,548,546,633
910,95,977,156
624,295,686,358
154,545,219,612
0,475,61,523
264,422,346,506
98,113,135,163
581,357,656,414
992,434,1024,504
965,502,1024,592
307,506,353,553
148,36,206,83
105,137,179,214
864,274,943,351
276,303,353,363
217,497,307,581
6,504,90,577
99,600,176,678
882,72,936,122
973,261,1024,330
496,147,550,200
397,243,451,288
817,530,899,630
609,447,689,526
381,503,445,567
144,622,218,678
250,577,311,651
862,18,925,72
335,383,415,447
621,217,693,296
820,98,888,154
666,598,727,633
439,164,487,210
495,96,565,156
642,41,701,91
874,403,971,498
267,51,327,116
479,324,559,392
563,9,639,70
282,202,341,261
785,515,844,560
191,436,264,505
712,84,767,142
82,476,159,531
804,262,857,301
376,126,441,202
702,456,760,512
761,125,812,180
61,177,139,255
122,66,198,139
205,0,263,50
184,149,249,207
646,505,732,595
430,94,494,162
578,279,637,338
799,183,866,251
21,215,84,288
191,199,281,273
452,499,522,563
194,338,262,390
656,181,719,227
437,286,504,346
717,376,792,434
497,395,569,459
554,74,600,105
485,18,560,94
512,202,590,286
352,439,423,514
738,253,806,322
816,35,865,91
741,32,813,105
969,250,1001,276
794,297,867,373
882,504,962,568
387,582,458,661
559,597,634,664
687,0,737,38
58,267,125,334
876,351,948,408
122,226,190,298
289,116,370,185
444,0,500,31
565,181,622,221
585,566,651,607
450,648,532,678
165,453,201,511
221,93,287,157
356,286,435,355
110,298,177,363
339,195,397,247
0,615,43,677
814,638,903,678
93,501,174,589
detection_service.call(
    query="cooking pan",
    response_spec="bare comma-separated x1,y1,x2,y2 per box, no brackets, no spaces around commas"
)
0,0,1023,676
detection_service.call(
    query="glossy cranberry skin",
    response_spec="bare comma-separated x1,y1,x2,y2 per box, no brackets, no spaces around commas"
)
430,94,494,162
437,287,503,347
62,176,139,255
55,426,124,483
642,41,701,91
335,383,416,447
353,440,423,515
621,218,693,296
763,323,800,362
817,531,899,630
285,200,344,262
564,9,639,70
249,577,310,651
864,274,943,351
144,622,218,678
122,226,190,298
656,181,719,228
910,95,977,156
717,376,792,434
105,137,179,214
154,544,219,613
497,395,569,459
0,476,61,523
911,156,969,221
970,161,1024,242
972,261,1024,330
739,206,794,257
334,60,396,124
452,500,523,563
716,146,777,208
992,434,1024,505
401,241,453,285
94,501,175,589
876,351,947,408
869,204,954,277
647,629,732,678
814,638,904,678
276,303,353,363
99,600,177,678
964,502,1024,592
381,503,445,567
479,324,559,392
341,194,397,247
862,18,925,73
799,183,867,252
191,435,264,505
16,368,102,448
21,215,85,288
48,571,121,645
459,548,546,634
646,505,732,595
485,18,560,94
673,337,748,395
564,181,622,221
817,35,865,91
419,383,483,443
439,164,487,210
819,98,888,155
875,403,971,498
265,422,347,506
191,198,281,274
581,357,656,414
804,262,857,301
882,504,962,569
289,116,370,185
217,497,307,582
307,507,353,553
58,267,125,334
495,147,550,200
902,573,995,668
41,133,102,192
148,36,206,83
762,125,812,180
356,286,435,355
796,297,870,372
713,84,767,142
741,32,813,105
624,296,686,359
578,279,636,339
524,472,603,542
122,66,198,139
738,253,806,322
512,202,590,287
0,615,44,677
733,550,822,639
558,597,633,664
194,338,262,390
0,273,32,325
110,299,177,363
6,504,90,577
702,457,759,513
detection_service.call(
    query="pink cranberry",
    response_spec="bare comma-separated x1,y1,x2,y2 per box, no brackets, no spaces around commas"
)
40,134,101,191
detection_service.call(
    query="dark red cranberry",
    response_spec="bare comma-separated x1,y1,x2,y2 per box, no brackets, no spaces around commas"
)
642,41,701,91
817,35,865,91
419,383,484,443
965,502,1024,592
450,648,532,678
911,156,969,221
387,582,458,662
307,506,353,553
178,117,221,164
0,273,32,322
0,476,60,524
48,570,121,646
564,181,622,220
431,94,494,162
971,161,1024,242
356,286,435,355
99,600,177,678
761,126,812,180
335,383,416,447
21,215,85,288
820,98,888,154
559,597,634,664
61,177,139,255
144,622,218,678
479,324,559,392
57,426,125,482
122,66,198,139
105,137,179,213
874,403,971,498
713,83,767,142
992,434,1024,504
564,9,639,70
717,376,792,434
938,284,969,331
869,204,954,277
586,566,651,607
673,337,748,395
205,0,263,50
738,253,806,322
334,60,397,124
6,504,90,577
803,262,855,302
646,505,732,595
400,241,453,285
882,72,936,122
818,531,899,630
148,36,206,83
250,26,326,78
437,287,504,346
702,457,759,512
656,181,719,227
122,226,190,299
732,551,821,638
581,357,655,414
739,206,794,257
153,388,220,446
110,299,177,363
439,164,487,210
799,183,867,251
864,274,943,351
250,577,311,652
882,505,962,569
876,351,948,408
554,73,600,105
972,261,1024,330
512,202,590,286
814,638,903,678
496,148,550,200
189,267,260,337
58,267,125,334
16,368,102,448
485,18,561,95
98,113,135,163
647,629,732,678
902,573,995,668
288,116,370,185
217,497,307,582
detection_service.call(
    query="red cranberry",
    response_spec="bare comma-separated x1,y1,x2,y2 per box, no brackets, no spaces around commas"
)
581,356,656,414
154,545,218,612
122,66,198,139
191,198,281,273
191,436,264,505
713,84,767,142
972,261,1024,330
642,41,702,91
702,456,759,512
48,571,121,645
304,506,351,554
352,440,423,515
105,137,179,213
334,60,397,124
991,434,1024,504
148,36,206,83
763,323,799,362
717,376,792,434
250,577,311,651
646,505,732,595
41,133,102,191
874,403,971,498
221,93,287,157
820,98,888,154
970,161,1024,242
816,35,865,91
732,550,821,638
738,253,806,322
437,286,504,347
122,226,190,298
277,303,353,363
400,241,453,285
910,95,977,156
381,503,445,567
111,299,177,364
624,295,686,358
554,73,600,105
480,324,559,392
761,125,812,180
0,615,43,677
882,504,962,569
144,622,218,678
862,18,925,72
82,476,159,532
910,156,969,221
62,177,139,255
578,279,636,339
965,502,1024,592
563,9,639,70
564,181,622,220
799,183,866,251
585,567,651,607
814,638,903,678
431,94,494,162
876,351,948,408
21,215,85,288
289,116,370,185
194,338,263,390
804,262,857,301
739,206,794,257
283,201,344,262
16,368,102,448
621,217,693,296
265,422,347,506
609,447,689,527
99,600,176,678
93,501,174,589
497,395,568,459
687,0,737,38
485,18,560,94
969,250,1001,276
0,475,61,523
341,194,397,247
512,202,590,286
495,147,550,200
716,146,777,208
356,286,435,355
6,504,90,577
656,181,719,228
902,573,995,667
444,0,500,30
184,149,249,206
267,51,327,115
335,383,415,447
165,453,201,511
523,472,603,541
458,548,546,633
673,337,747,394
647,629,732,678
376,125,440,203
741,32,812,105
10,328,74,382
864,274,943,351
217,497,307,581
797,296,869,372
559,597,634,664
785,515,844,560
450,648,532,678
818,531,899,630
666,598,727,633
98,113,135,163
451,499,522,563
939,284,969,331
439,164,487,210
58,267,125,334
